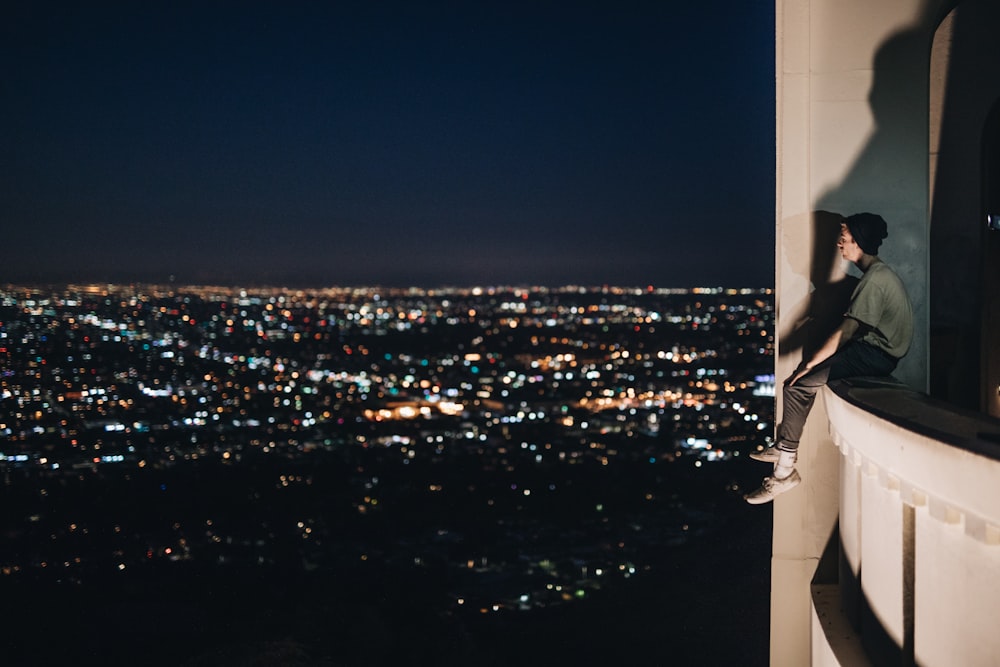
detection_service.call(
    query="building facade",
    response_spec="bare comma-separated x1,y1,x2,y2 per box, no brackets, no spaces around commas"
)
774,0,1000,664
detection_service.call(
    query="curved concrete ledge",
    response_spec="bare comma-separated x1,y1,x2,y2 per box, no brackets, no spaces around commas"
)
825,379,1000,544
827,378,1000,458
812,380,1000,667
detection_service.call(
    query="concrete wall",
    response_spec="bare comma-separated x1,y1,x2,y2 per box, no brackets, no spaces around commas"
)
774,1,940,664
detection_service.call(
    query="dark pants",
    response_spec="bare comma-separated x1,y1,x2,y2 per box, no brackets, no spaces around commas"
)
777,342,898,451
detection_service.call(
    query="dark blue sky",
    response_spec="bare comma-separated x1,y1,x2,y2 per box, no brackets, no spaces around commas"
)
2,2,775,288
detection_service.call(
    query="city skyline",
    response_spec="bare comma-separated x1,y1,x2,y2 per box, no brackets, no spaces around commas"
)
2,2,775,289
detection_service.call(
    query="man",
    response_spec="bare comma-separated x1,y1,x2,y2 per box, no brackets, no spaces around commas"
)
744,212,913,504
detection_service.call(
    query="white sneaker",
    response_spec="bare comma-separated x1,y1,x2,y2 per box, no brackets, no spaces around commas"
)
744,470,801,505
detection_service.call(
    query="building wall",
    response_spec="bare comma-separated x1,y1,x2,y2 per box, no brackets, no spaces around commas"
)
774,1,941,664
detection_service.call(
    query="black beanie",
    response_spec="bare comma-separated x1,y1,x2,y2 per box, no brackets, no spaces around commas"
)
845,213,888,255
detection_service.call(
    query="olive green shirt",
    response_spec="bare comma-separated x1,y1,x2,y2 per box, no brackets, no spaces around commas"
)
845,259,913,358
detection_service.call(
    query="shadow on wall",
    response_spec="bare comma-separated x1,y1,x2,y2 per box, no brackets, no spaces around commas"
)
778,210,859,365
786,0,949,391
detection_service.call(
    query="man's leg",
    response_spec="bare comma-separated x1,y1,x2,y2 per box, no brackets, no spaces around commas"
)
746,343,896,504
751,360,833,468
770,342,894,453
775,369,829,451
768,369,828,486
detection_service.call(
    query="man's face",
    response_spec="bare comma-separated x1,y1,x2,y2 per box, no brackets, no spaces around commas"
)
837,224,864,263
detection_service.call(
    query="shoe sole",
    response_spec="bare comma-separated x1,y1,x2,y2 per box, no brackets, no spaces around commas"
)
744,492,774,505
749,449,779,463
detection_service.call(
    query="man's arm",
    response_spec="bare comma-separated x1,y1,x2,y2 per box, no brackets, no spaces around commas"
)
786,317,860,386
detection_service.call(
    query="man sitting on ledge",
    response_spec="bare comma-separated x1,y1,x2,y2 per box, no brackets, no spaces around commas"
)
745,212,913,504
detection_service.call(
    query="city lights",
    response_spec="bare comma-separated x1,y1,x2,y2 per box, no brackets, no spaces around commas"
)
0,282,773,618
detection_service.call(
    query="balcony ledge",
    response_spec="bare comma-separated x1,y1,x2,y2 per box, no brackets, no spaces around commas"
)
825,378,1000,544
811,379,1000,667
827,378,1000,458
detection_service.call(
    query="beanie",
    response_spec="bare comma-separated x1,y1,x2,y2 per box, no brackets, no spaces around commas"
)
845,213,888,255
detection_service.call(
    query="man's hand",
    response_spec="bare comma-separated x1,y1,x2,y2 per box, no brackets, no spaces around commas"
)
785,365,810,386
786,318,860,387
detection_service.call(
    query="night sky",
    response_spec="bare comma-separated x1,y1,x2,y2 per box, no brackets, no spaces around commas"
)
3,2,775,288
